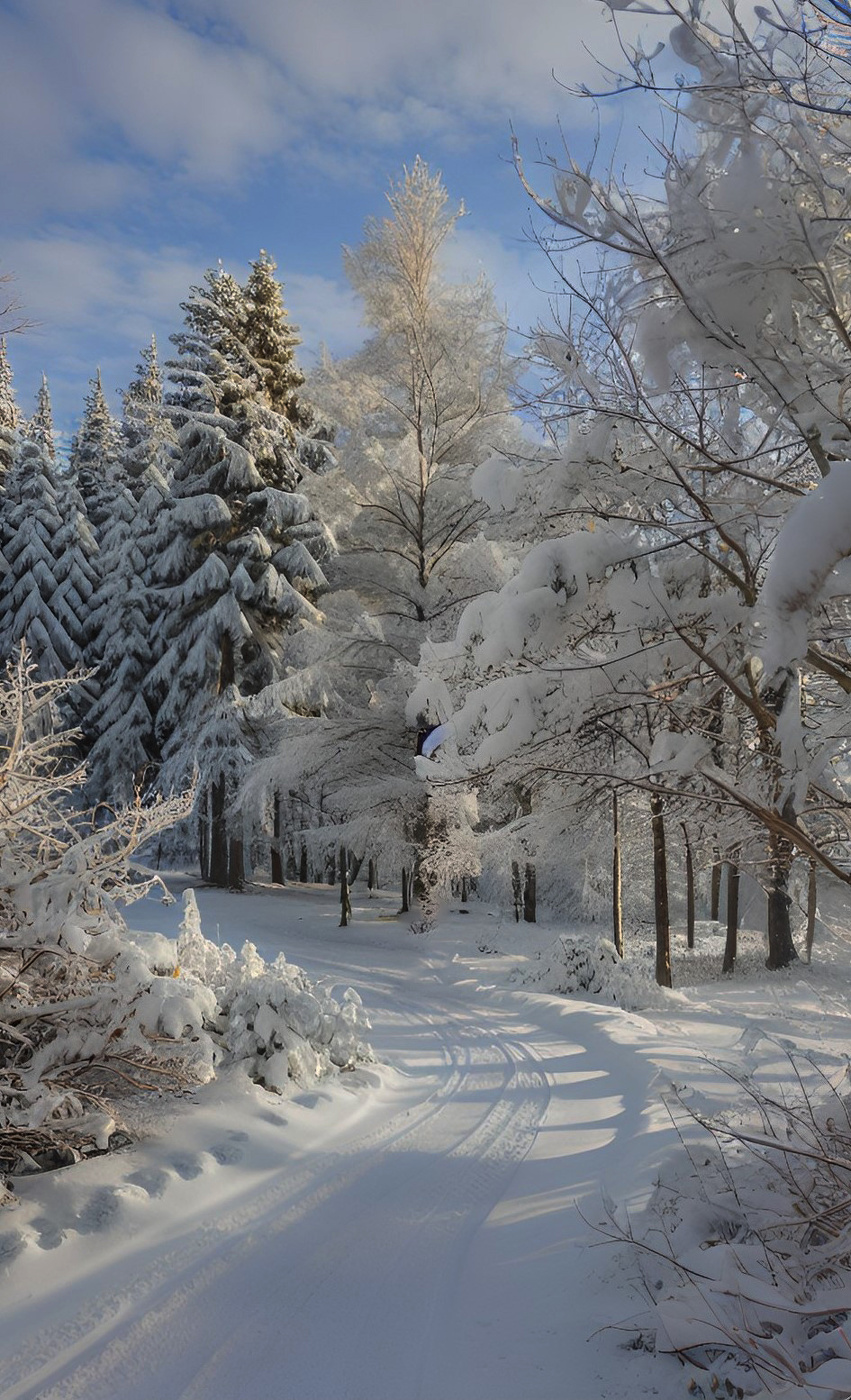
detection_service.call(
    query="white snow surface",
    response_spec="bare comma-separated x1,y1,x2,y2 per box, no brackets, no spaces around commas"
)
0,879,850,1399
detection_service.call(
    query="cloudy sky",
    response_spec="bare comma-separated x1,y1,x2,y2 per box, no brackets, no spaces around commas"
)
0,0,646,444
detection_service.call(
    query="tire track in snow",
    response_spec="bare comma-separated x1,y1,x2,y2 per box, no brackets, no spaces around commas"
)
0,995,549,1400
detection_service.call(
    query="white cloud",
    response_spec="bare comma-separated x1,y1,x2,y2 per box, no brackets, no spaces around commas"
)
0,0,639,223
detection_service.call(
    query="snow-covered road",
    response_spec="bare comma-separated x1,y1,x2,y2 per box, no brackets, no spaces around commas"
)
0,886,719,1400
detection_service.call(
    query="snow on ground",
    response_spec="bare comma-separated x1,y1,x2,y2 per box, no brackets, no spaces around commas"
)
0,877,850,1399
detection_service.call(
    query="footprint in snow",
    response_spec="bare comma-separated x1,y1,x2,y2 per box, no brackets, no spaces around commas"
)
30,1216,65,1250
126,1167,172,1198
208,1141,244,1166
170,1153,205,1181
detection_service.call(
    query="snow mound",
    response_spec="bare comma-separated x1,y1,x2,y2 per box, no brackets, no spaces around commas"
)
522,932,677,1011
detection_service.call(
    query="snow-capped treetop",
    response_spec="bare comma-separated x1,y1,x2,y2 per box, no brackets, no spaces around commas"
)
0,338,19,433
26,374,56,462
70,370,126,535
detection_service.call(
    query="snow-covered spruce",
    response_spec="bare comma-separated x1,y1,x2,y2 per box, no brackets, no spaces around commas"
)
0,658,372,1182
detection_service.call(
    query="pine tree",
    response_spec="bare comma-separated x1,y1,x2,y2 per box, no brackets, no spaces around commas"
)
146,416,332,886
0,439,83,679
122,335,176,494
85,466,171,804
70,370,126,537
242,250,312,431
0,337,20,482
27,374,56,461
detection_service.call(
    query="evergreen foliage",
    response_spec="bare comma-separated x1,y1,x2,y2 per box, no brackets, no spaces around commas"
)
70,370,126,537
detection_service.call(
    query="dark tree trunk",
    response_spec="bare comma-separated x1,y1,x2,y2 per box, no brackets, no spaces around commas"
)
710,852,722,922
681,822,695,950
612,793,623,957
208,777,228,888
401,867,410,913
349,854,363,884
511,861,522,923
339,846,351,927
651,793,671,988
228,833,244,892
461,876,469,905
722,855,739,975
270,792,284,885
299,843,308,883
765,826,798,969
286,845,297,881
523,863,536,924
806,858,817,964
199,792,209,882
368,858,377,896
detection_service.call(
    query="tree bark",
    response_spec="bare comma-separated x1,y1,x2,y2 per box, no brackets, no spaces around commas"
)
228,833,244,891
710,852,722,922
199,791,209,881
339,846,352,927
651,792,672,988
612,793,623,957
511,861,522,923
270,792,284,885
401,867,410,913
299,843,308,883
765,825,799,969
681,822,695,950
368,858,377,896
722,855,739,975
806,858,817,964
461,875,469,905
523,863,536,923
208,776,228,888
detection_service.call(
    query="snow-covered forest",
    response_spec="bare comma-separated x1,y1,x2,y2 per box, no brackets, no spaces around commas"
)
4,1,851,1395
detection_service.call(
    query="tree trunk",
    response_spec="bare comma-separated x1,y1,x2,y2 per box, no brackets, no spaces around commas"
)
722,855,739,975
270,792,284,885
199,792,209,881
681,822,695,950
299,843,308,883
710,852,722,922
401,867,410,913
511,861,522,923
368,858,377,897
349,853,363,884
612,792,623,957
651,793,672,988
339,846,352,927
765,826,798,969
806,858,817,964
228,833,244,892
461,875,469,905
523,863,536,923
208,777,228,888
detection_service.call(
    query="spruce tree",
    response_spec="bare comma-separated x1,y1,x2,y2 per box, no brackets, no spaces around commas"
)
146,419,331,886
70,370,126,537
0,337,20,482
122,335,177,494
0,439,82,679
27,374,56,461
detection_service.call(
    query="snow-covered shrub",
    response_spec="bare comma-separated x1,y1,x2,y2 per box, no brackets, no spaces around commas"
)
522,932,673,1011
174,890,373,1092
615,1055,851,1397
0,655,373,1181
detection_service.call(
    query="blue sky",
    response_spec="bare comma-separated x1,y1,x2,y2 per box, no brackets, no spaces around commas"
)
0,0,645,447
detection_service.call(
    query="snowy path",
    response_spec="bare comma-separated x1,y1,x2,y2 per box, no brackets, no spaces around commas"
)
0,887,700,1400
